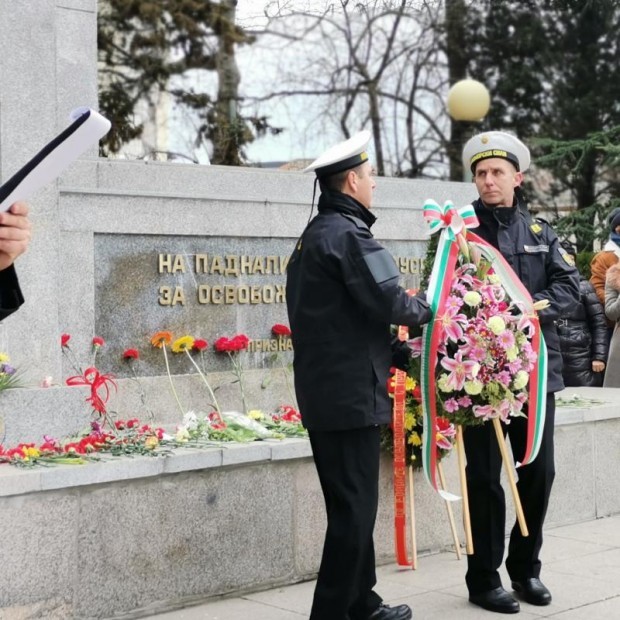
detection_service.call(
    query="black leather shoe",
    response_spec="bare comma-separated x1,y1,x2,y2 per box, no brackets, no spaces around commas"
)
368,603,413,620
469,587,520,614
511,578,552,605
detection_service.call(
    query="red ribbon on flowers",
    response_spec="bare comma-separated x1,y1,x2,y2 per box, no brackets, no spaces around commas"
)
66,367,117,414
392,324,412,567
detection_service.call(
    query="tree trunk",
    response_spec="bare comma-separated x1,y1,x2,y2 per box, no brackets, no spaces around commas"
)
575,151,598,252
368,81,385,177
445,0,469,181
212,0,243,165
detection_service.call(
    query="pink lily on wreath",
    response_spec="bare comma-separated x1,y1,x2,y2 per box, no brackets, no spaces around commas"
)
407,336,423,357
473,403,496,420
436,417,457,450
436,306,467,342
440,351,480,391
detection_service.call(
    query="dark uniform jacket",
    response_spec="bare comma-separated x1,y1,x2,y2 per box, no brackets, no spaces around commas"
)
0,265,24,321
472,198,580,393
557,278,608,387
286,190,432,431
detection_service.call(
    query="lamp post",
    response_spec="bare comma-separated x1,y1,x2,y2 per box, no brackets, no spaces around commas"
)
447,79,491,181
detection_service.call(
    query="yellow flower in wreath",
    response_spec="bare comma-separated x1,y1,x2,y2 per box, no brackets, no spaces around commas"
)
404,411,416,431
408,431,422,447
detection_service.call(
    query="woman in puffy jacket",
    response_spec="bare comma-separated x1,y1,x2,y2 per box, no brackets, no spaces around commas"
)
557,242,608,387
604,262,620,387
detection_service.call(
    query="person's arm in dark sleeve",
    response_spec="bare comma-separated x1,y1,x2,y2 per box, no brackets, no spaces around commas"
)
340,226,432,328
0,265,24,321
583,281,609,363
532,232,580,324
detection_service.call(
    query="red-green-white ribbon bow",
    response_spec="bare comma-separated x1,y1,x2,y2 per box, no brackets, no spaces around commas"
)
423,199,479,240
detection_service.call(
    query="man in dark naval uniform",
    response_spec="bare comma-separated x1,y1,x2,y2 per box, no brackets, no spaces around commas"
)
0,201,31,320
461,132,579,614
286,131,432,620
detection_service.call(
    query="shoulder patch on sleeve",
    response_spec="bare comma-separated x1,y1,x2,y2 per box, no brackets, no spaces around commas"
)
558,245,576,266
530,222,543,234
363,248,399,284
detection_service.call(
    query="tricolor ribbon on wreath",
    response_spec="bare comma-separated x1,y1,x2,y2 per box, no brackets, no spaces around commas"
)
420,199,548,501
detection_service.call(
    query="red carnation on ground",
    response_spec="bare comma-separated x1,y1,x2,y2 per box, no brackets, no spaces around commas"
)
92,336,105,348
229,334,250,351
193,338,208,351
214,336,230,352
271,323,292,337
278,405,301,423
61,333,71,347
122,348,140,360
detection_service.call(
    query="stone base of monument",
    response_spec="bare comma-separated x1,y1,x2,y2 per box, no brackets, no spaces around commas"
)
0,370,297,445
0,386,619,619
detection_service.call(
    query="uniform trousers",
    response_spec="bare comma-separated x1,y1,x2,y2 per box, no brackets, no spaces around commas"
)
463,394,556,594
308,426,383,620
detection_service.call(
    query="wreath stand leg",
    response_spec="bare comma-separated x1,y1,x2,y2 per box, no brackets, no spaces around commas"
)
407,465,417,569
492,417,529,537
438,462,462,560
456,425,474,554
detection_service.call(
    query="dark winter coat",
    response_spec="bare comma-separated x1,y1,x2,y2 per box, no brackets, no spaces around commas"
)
286,190,432,431
471,199,580,393
557,278,608,387
604,263,620,387
0,265,24,321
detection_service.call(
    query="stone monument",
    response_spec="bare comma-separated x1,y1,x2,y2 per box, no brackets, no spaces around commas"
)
0,1,478,445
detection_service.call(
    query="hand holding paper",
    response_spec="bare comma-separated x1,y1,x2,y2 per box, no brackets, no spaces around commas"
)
0,108,111,212
0,202,31,271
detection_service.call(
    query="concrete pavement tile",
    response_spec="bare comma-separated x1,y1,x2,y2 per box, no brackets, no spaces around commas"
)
528,569,620,613
371,576,430,603
546,547,620,581
244,580,314,615
542,530,613,563
545,595,620,619
147,597,306,619
548,516,620,547
376,553,467,591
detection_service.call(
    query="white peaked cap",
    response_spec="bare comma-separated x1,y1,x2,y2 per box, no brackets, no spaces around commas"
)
304,130,372,178
462,131,530,173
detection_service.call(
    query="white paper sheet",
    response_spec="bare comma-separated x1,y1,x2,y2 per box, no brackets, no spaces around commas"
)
0,107,111,211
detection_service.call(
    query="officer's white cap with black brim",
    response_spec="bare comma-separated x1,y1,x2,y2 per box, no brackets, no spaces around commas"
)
462,131,530,173
304,130,372,178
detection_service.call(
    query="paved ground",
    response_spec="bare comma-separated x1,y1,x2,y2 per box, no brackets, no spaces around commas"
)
144,514,620,619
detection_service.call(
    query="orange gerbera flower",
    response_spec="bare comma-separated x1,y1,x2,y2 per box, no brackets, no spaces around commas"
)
150,331,173,348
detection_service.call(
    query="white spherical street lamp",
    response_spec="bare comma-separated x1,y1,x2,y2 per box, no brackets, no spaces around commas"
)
447,79,491,121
